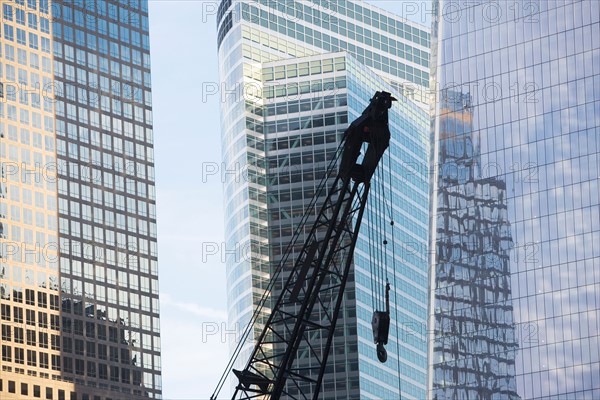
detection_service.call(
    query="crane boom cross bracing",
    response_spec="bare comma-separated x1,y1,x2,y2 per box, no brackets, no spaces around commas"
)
229,91,396,400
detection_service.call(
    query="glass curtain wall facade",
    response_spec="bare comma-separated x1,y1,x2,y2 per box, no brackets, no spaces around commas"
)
217,0,430,398
429,1,600,398
1,0,160,399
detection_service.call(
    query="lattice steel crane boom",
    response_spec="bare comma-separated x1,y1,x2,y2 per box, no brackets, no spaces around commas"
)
212,91,396,400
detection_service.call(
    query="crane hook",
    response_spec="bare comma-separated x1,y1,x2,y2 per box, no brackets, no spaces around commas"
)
377,342,388,363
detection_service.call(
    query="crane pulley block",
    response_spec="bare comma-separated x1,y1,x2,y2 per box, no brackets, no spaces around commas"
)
372,311,390,345
339,91,395,183
372,282,391,362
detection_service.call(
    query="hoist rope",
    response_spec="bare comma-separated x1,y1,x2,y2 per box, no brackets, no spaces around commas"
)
386,149,403,400
367,196,376,312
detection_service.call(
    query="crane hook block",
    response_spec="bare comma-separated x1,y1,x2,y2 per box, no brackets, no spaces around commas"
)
372,282,391,363
372,311,390,363
372,311,390,345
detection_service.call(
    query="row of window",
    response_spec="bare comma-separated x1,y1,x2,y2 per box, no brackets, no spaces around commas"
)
1,378,76,400
62,194,151,220
0,289,59,308
56,119,153,147
265,111,348,134
2,205,52,229
2,22,51,51
56,139,154,168
1,41,52,72
60,197,153,223
56,180,156,213
265,93,347,116
58,244,157,275
1,348,144,384
3,186,153,222
1,377,148,400
53,18,148,50
61,215,155,239
0,300,158,344
55,157,154,190
263,56,346,81
0,264,58,290
56,39,150,73
264,76,347,99
57,221,156,255
2,4,50,33
61,310,158,335
0,304,59,328
0,99,54,125
4,135,54,165
60,288,157,313
3,93,46,118
58,305,160,352
3,152,155,189
55,96,151,126
0,236,59,266
59,260,158,287
53,58,150,97
3,0,50,14
1,324,58,349
61,270,157,297
55,0,149,32
267,129,340,151
53,80,149,111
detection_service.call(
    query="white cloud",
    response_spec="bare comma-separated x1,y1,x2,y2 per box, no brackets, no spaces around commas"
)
161,292,227,321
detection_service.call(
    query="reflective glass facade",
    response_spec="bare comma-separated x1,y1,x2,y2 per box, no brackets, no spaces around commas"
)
217,1,430,398
429,1,600,398
0,0,160,399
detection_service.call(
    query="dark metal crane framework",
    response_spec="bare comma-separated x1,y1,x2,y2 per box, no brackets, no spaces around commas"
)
228,92,396,400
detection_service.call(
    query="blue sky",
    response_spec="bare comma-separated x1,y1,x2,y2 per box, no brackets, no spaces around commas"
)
148,1,430,398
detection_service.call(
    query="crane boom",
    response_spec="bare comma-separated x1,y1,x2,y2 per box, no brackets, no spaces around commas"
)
229,91,395,399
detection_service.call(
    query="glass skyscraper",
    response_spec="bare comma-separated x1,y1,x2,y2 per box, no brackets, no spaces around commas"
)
0,0,161,399
429,1,600,398
216,0,430,398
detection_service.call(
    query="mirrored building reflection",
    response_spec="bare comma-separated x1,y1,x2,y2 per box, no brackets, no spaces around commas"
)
429,1,600,398
431,89,520,399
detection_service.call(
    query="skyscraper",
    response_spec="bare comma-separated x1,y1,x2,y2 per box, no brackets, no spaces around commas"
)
216,1,430,398
429,1,600,398
0,1,160,399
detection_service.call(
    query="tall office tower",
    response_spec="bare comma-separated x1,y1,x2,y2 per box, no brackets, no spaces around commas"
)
0,1,160,399
429,1,600,398
216,1,430,398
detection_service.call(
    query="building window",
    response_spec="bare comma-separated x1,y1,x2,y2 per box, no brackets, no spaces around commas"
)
2,345,11,361
27,349,37,366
